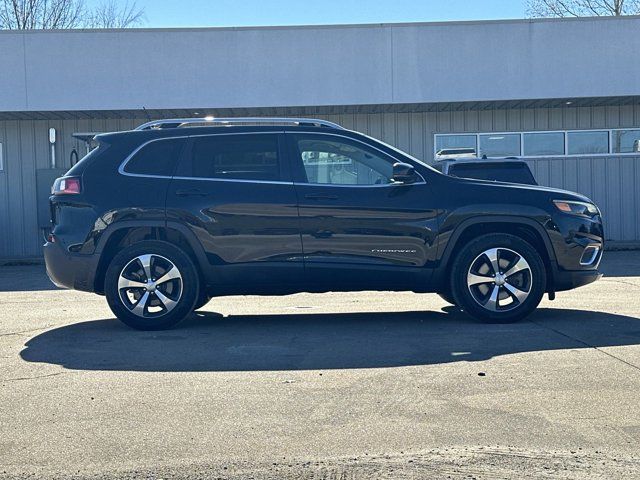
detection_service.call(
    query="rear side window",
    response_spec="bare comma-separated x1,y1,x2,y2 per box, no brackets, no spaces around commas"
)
124,138,185,176
183,134,280,181
449,163,536,185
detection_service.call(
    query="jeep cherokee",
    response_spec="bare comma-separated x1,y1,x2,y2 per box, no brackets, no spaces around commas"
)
44,117,604,330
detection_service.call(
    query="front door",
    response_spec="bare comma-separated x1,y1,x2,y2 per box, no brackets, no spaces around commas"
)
286,132,439,290
167,132,303,287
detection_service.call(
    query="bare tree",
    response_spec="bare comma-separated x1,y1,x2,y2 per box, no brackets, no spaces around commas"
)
86,1,144,28
527,0,640,17
0,0,144,29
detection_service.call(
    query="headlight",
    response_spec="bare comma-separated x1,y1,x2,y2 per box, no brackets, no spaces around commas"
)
553,200,600,217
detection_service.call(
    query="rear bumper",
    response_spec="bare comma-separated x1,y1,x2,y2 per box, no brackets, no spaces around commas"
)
43,241,98,292
553,269,603,292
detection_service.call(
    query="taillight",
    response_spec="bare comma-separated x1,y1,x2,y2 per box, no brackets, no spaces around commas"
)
52,176,81,195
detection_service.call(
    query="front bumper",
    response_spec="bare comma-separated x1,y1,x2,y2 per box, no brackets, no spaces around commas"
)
554,269,603,292
43,240,98,292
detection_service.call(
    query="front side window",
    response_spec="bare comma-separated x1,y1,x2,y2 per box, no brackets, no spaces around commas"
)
479,134,521,158
612,129,640,154
567,131,609,155
293,135,394,185
124,138,185,176
186,134,280,181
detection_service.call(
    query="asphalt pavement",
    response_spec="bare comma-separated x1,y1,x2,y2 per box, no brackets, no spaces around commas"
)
1,252,639,479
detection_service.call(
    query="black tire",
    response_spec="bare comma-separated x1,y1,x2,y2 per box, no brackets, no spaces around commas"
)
450,233,546,323
438,292,457,306
105,241,200,330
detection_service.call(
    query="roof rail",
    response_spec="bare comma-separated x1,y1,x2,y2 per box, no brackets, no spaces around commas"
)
135,117,344,131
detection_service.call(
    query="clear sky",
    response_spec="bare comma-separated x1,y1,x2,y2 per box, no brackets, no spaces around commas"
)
112,0,527,28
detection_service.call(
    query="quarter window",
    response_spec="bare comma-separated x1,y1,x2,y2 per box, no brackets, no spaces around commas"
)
567,131,609,155
124,138,185,176
187,134,280,181
479,134,521,158
612,129,640,154
293,135,394,185
523,132,565,156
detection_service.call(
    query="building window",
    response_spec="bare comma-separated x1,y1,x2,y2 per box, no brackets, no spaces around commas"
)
479,134,521,158
567,131,609,155
435,134,477,157
612,129,640,154
0,143,3,171
523,132,565,156
435,129,640,159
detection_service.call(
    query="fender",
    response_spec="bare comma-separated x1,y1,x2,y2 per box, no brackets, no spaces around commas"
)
93,220,212,285
434,214,558,289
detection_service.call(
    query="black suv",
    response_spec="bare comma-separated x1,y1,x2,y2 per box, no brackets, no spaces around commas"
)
44,118,604,330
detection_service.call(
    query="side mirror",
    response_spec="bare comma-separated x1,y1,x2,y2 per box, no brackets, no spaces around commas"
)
392,162,418,184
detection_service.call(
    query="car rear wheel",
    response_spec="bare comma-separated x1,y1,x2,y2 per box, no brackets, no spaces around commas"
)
105,241,200,330
450,233,546,323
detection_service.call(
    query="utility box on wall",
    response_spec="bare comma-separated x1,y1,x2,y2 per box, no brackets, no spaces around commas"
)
36,169,67,229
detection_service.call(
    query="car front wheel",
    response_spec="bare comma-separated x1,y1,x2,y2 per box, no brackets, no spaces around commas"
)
450,233,546,323
105,241,200,330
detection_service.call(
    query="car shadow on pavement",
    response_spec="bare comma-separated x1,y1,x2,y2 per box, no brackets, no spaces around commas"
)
19,307,640,372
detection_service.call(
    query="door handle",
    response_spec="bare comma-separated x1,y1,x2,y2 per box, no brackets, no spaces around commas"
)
175,189,209,197
304,193,338,200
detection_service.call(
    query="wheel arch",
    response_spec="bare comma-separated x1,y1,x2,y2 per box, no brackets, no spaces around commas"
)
93,221,209,294
435,216,557,293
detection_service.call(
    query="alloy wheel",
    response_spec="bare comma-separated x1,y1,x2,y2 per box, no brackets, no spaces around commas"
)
118,254,183,318
466,247,532,312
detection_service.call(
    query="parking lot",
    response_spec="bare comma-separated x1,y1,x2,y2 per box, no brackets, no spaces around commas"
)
1,252,639,479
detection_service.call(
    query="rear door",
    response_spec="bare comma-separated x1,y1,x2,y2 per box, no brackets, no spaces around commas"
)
286,132,439,289
166,132,303,286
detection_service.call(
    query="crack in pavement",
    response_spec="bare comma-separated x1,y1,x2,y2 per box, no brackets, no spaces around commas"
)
600,278,640,288
0,326,55,338
531,319,640,373
1,372,66,383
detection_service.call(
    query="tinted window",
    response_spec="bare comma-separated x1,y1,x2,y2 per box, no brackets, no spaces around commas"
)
448,163,536,185
187,134,280,181
612,129,640,154
567,131,609,155
523,132,565,156
293,135,393,185
124,138,185,176
479,134,521,158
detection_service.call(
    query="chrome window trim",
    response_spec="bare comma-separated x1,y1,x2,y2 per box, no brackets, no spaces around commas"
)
118,131,289,184
434,128,640,159
284,130,427,186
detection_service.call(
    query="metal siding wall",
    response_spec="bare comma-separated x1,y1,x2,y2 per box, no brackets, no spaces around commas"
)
321,105,640,243
0,117,143,258
0,107,639,259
